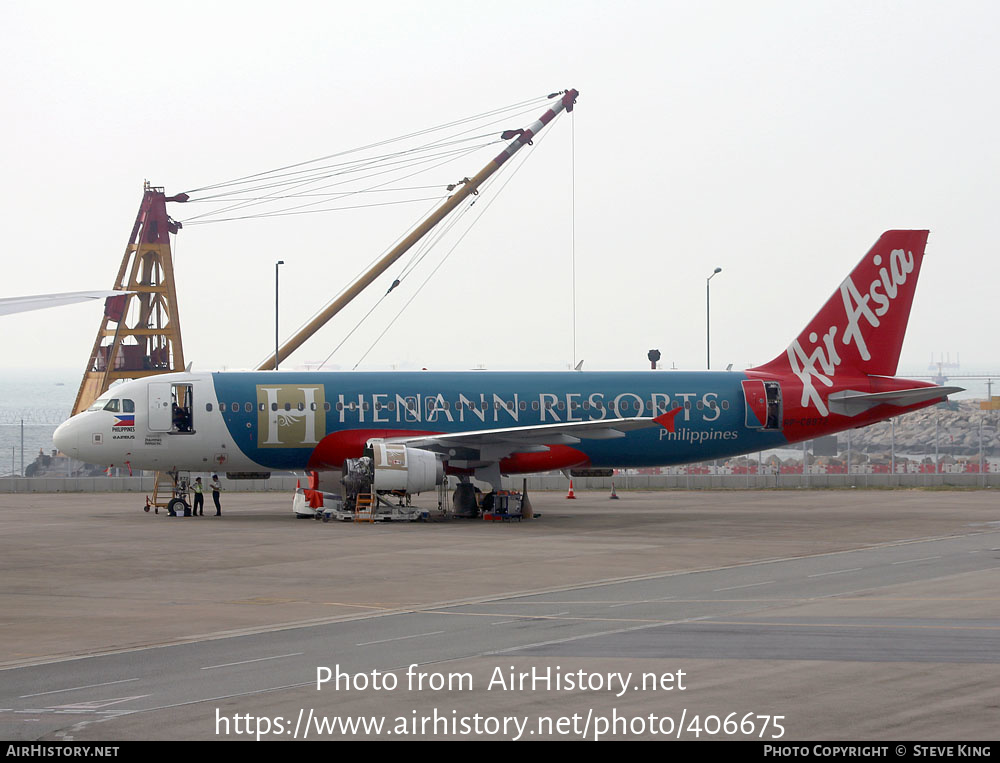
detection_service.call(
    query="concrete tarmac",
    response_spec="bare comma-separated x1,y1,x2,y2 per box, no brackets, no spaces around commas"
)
1,488,998,741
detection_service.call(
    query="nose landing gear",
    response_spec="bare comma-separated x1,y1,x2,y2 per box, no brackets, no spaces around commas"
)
157,471,191,517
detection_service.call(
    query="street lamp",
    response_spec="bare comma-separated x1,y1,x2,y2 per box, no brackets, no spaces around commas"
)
275,260,285,371
706,266,722,369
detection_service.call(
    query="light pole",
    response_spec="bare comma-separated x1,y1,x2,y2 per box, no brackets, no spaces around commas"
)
706,267,722,369
275,260,285,371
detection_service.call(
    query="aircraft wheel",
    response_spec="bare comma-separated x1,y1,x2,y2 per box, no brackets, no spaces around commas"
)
167,498,186,516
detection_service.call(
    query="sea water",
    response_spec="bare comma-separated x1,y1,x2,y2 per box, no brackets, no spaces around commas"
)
0,369,78,476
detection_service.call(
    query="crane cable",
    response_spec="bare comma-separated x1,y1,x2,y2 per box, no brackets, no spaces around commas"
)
348,114,562,369
179,142,489,224
177,99,553,224
180,94,552,196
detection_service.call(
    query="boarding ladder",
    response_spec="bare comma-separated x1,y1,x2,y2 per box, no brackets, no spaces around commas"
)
354,492,375,523
146,471,173,513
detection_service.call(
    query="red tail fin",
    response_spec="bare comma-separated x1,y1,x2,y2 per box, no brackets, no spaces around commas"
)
753,230,928,378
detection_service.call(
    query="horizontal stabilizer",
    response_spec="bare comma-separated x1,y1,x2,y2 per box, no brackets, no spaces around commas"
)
827,385,963,417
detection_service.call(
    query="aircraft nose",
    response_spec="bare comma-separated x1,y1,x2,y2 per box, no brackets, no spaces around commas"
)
53,417,78,456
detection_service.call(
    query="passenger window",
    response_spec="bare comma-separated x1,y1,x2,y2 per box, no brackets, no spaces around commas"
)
206,403,213,412
245,402,253,413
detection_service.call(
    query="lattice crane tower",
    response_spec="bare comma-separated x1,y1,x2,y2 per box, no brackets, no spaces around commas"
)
71,182,189,415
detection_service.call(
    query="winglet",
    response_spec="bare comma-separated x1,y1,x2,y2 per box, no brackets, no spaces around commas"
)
653,408,683,433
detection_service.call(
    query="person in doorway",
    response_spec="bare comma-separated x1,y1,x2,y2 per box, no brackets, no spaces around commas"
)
210,474,222,516
192,477,205,516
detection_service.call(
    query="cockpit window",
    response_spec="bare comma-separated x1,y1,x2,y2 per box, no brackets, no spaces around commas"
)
123,399,135,413
87,398,110,412
103,399,120,412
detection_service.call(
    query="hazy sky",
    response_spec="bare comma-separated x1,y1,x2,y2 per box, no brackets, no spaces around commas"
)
2,1,998,394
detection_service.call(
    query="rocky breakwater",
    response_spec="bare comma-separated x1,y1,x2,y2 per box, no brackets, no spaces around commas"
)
845,400,999,456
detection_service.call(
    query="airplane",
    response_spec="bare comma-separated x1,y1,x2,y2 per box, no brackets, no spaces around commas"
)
53,230,961,513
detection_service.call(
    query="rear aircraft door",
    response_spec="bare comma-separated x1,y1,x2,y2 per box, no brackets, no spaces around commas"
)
148,382,172,432
742,379,782,430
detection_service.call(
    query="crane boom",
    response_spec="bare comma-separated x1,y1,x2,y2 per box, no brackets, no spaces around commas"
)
257,89,578,371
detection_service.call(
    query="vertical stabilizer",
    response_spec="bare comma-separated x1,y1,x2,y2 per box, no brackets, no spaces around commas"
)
752,230,928,380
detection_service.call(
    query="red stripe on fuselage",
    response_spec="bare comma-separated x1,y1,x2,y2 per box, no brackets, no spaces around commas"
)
307,429,441,470
308,429,590,476
499,445,589,475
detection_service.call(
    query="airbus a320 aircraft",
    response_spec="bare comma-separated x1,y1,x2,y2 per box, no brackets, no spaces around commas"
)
54,230,959,508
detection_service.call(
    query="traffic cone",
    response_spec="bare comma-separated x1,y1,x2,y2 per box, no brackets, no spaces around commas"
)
609,482,619,499
566,479,576,499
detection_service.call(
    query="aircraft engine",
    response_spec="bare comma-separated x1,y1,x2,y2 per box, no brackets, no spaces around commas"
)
342,441,444,495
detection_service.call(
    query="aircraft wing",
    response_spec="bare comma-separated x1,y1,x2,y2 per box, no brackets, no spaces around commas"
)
382,416,668,459
0,290,127,317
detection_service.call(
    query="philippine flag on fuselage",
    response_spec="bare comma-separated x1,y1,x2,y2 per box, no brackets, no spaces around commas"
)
113,415,135,428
